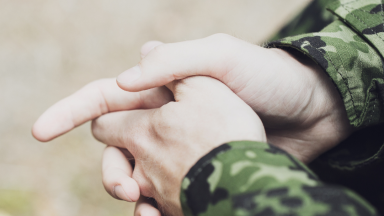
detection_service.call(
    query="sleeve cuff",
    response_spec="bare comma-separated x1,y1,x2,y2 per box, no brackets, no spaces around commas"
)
268,20,384,128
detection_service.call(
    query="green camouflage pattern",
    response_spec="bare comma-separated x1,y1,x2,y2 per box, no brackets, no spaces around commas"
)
271,0,335,41
178,1,384,215
180,141,379,216
266,1,384,213
269,19,384,129
328,0,384,59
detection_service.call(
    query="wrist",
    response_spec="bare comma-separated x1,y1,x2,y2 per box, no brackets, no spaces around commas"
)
269,48,354,162
309,56,355,149
303,52,355,139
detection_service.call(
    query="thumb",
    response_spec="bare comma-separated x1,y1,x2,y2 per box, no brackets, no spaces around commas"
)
102,146,140,202
116,34,247,92
140,41,164,59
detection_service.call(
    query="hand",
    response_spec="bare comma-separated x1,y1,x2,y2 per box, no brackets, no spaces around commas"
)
32,33,353,215
32,78,174,207
31,77,264,215
116,34,353,163
33,34,350,163
94,76,266,216
102,145,162,215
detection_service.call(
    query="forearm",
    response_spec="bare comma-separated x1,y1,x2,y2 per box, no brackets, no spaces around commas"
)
268,3,384,129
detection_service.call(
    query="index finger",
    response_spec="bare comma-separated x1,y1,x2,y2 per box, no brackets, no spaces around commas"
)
32,78,173,142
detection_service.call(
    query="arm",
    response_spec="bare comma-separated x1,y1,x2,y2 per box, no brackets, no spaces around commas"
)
93,76,379,216
266,1,384,213
268,0,384,130
180,141,379,216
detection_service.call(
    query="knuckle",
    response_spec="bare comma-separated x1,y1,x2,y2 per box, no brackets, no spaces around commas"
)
150,111,167,138
204,33,242,72
151,103,179,134
208,33,236,42
91,115,118,144
91,118,105,142
128,136,146,156
139,43,169,66
150,43,168,55
151,106,166,126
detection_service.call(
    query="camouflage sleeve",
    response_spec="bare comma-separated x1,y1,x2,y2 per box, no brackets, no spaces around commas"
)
265,1,384,214
268,0,384,129
266,0,384,170
179,141,379,216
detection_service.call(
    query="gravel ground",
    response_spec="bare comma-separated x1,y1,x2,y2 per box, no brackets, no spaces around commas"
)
0,0,310,215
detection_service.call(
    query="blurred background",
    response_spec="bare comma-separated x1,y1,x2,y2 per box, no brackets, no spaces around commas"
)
0,0,310,215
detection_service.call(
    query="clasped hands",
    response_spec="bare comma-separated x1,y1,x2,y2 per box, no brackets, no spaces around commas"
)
32,34,353,216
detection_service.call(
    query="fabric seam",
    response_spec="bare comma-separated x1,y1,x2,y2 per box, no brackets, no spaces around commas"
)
340,5,384,43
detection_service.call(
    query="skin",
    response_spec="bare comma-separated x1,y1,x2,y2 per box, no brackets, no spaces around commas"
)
95,76,266,215
32,34,353,216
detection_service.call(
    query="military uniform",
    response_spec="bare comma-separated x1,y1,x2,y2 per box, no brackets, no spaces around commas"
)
180,0,384,215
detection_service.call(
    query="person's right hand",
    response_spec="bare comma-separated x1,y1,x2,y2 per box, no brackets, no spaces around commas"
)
96,76,266,216
116,34,353,163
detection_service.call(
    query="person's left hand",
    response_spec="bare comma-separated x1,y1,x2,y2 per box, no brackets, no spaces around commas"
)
32,78,175,206
93,76,266,216
32,75,265,216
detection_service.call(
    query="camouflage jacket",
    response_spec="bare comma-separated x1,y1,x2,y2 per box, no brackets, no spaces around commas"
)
180,0,384,215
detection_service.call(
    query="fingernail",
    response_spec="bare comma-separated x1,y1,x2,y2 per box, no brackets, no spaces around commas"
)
114,185,132,202
117,66,141,85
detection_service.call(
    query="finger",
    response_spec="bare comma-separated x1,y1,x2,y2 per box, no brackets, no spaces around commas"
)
32,78,172,142
140,41,164,59
135,196,161,216
92,110,152,149
102,146,140,202
119,147,136,167
117,33,253,92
